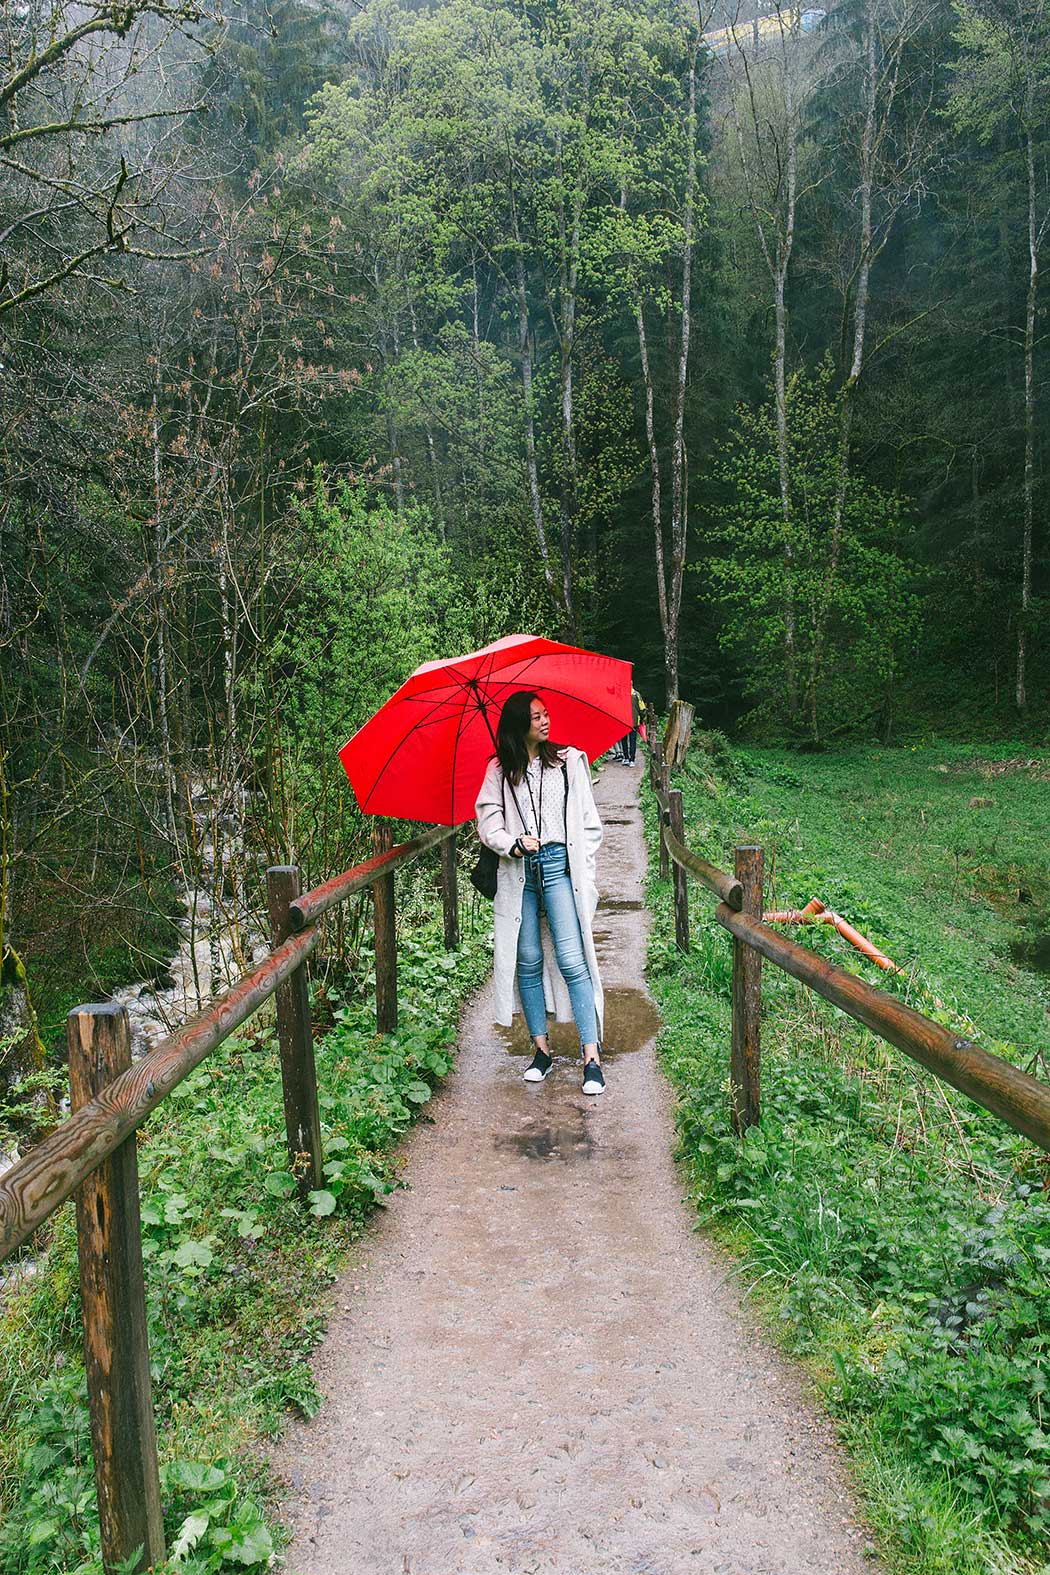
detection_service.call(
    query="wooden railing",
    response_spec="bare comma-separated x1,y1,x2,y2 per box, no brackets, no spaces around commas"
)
0,823,460,1574
648,739,1050,1153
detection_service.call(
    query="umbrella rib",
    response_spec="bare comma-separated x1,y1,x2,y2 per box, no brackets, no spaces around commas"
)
357,700,472,814
469,667,632,736
447,680,476,827
447,654,631,749
350,666,498,817
530,682,632,731
355,676,498,821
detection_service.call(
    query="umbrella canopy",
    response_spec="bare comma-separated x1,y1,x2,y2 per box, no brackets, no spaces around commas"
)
339,634,633,826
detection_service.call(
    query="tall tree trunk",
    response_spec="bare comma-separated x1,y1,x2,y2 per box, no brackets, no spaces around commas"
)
375,266,404,513
471,253,485,547
666,46,699,707
554,123,582,641
558,324,578,638
635,297,668,646
623,175,669,673
727,32,801,720
774,81,799,721
408,295,445,540
807,0,876,742
150,393,178,852
508,172,563,624
1017,126,1037,712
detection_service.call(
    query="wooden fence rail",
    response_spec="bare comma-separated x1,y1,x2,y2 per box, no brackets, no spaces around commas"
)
0,823,459,1574
649,757,1050,1153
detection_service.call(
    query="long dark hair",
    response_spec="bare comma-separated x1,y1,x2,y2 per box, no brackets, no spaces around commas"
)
496,691,563,785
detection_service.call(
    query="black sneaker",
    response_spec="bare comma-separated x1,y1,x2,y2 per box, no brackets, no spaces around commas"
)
582,1058,605,1095
523,1048,554,1083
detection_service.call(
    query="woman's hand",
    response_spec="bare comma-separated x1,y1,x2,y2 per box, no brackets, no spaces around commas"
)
518,835,541,853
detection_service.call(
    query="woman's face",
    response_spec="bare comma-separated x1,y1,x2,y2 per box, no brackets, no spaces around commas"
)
525,699,550,749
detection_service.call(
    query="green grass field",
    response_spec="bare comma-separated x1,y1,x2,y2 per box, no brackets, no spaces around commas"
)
645,741,1050,1575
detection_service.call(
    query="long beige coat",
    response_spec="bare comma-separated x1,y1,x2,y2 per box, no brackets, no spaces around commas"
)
475,747,604,1033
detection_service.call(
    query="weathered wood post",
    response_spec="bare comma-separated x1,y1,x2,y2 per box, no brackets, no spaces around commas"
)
658,758,671,880
649,734,663,793
663,698,695,768
266,867,324,1195
668,788,690,953
731,845,763,1133
440,830,460,950
67,1004,164,1575
372,821,398,1033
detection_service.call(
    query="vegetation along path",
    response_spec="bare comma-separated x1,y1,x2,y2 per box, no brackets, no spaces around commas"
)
273,763,876,1574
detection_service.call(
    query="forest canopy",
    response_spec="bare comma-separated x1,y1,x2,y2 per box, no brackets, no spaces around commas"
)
1,0,1048,1074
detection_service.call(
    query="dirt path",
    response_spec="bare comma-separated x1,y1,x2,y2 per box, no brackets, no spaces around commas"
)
274,765,878,1575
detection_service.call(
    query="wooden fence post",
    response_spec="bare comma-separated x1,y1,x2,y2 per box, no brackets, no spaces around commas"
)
67,1004,164,1575
440,831,460,950
372,821,397,1033
731,845,763,1133
658,759,670,879
663,698,695,768
668,789,690,953
266,867,324,1195
649,734,663,793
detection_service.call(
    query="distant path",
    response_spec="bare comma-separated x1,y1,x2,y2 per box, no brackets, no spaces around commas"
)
274,764,877,1575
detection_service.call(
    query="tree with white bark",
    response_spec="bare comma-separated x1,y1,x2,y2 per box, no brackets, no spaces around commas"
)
946,0,1050,713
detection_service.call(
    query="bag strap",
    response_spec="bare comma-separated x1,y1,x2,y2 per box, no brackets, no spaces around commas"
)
501,756,569,847
501,765,529,850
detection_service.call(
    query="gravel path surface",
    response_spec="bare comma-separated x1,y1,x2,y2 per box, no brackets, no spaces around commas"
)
274,763,878,1575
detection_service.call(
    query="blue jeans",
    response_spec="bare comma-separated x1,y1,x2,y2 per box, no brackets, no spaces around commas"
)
517,843,598,1048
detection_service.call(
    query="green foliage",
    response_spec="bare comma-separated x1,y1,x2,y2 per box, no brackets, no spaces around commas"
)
645,742,1050,1571
301,0,704,646
946,0,1050,142
0,905,491,1573
266,476,466,734
200,0,348,165
704,362,920,739
253,475,511,876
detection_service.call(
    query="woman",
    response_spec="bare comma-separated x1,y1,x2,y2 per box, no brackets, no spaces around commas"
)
475,691,606,1094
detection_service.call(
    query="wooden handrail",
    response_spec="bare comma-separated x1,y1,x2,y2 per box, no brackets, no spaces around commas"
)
0,824,460,1266
654,788,743,909
715,904,1050,1153
650,777,1050,1153
0,811,461,1574
290,823,455,930
0,928,321,1265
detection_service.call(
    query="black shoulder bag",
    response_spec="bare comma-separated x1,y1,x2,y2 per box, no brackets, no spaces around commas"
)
471,760,570,903
470,775,505,899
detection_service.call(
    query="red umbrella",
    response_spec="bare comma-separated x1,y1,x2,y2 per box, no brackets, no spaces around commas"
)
339,634,632,826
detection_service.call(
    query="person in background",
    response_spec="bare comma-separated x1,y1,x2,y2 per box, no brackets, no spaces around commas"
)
619,687,646,765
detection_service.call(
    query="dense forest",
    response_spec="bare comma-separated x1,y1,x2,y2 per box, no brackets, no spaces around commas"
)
1,0,1048,1108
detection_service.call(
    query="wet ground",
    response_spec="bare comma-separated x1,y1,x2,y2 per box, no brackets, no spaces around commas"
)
273,762,878,1575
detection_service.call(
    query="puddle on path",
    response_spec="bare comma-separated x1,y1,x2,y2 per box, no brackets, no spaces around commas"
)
494,986,661,1059
493,1118,597,1163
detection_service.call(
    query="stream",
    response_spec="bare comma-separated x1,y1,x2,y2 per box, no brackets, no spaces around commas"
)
1,784,264,1291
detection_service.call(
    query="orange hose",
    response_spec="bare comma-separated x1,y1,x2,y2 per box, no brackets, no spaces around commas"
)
762,902,902,974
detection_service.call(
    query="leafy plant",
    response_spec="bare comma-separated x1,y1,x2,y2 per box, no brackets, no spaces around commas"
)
645,741,1050,1572
0,906,491,1572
